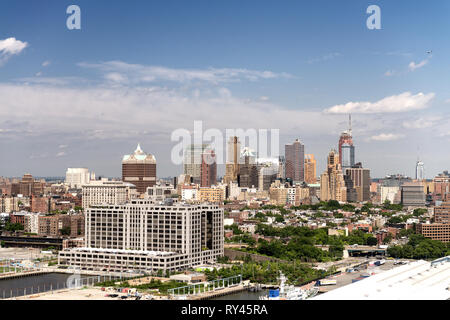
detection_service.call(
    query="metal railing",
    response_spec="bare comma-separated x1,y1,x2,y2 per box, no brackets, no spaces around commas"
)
168,275,243,296
0,274,130,299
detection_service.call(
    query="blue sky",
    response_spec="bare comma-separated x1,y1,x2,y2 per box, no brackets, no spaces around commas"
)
0,0,449,179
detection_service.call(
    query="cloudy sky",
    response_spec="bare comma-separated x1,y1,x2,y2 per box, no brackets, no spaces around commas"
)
0,0,449,179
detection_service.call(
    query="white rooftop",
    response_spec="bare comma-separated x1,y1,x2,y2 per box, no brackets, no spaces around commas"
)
312,257,450,300
70,247,176,257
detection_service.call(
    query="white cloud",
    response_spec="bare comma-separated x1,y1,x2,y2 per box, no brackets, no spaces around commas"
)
0,37,28,66
369,133,405,141
0,83,340,143
42,60,51,67
402,116,441,129
324,92,435,114
78,61,293,84
408,59,428,71
307,53,341,64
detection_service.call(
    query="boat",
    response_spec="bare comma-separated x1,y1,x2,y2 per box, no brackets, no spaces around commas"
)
259,273,319,300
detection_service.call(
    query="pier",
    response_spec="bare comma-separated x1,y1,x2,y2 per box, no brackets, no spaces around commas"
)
191,284,248,300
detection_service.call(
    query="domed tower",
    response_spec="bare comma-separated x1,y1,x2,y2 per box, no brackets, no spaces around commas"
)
122,144,157,193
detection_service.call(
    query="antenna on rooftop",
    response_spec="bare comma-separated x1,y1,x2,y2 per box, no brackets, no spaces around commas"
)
348,114,352,135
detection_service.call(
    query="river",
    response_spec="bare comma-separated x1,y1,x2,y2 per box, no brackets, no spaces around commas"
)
212,289,269,300
0,273,92,299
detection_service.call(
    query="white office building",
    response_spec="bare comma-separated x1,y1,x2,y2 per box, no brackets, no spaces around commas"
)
58,200,224,273
81,180,137,209
65,168,95,189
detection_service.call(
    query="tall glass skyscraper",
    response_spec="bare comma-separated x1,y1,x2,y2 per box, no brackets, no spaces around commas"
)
341,143,355,170
285,139,305,183
339,115,355,170
416,160,425,181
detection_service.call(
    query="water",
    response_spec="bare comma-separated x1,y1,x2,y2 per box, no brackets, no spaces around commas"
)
212,289,269,300
0,273,92,299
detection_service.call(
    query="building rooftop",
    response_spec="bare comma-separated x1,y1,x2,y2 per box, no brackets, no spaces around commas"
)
122,144,156,164
312,257,450,300
70,247,176,257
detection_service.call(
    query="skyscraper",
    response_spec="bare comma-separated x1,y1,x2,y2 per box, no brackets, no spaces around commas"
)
122,144,157,194
184,144,217,187
285,139,305,183
304,154,317,184
183,144,208,184
416,160,425,181
320,149,347,202
345,163,371,202
200,148,217,187
65,168,94,189
339,115,355,170
224,137,241,184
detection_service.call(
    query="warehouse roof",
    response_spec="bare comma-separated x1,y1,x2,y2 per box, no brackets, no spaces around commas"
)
312,256,450,300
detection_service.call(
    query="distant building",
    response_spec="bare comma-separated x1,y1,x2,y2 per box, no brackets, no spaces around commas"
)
224,137,241,184
198,186,225,203
338,115,355,170
146,184,175,202
304,154,317,184
277,156,286,179
65,168,94,189
82,180,137,209
200,148,217,187
345,163,371,202
11,174,45,197
238,155,259,188
59,201,224,273
320,150,347,202
31,195,50,213
401,182,426,207
433,171,450,202
417,223,450,243
285,139,305,183
416,160,425,181
122,144,157,194
434,202,450,224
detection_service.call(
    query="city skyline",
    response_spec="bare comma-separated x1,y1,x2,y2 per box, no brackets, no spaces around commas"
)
1,1,450,178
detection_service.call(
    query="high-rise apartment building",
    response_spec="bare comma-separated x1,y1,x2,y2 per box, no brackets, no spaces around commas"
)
339,115,355,170
433,171,450,201
238,155,259,188
285,139,305,183
345,163,371,202
200,148,217,187
58,200,224,273
65,168,95,189
278,156,286,179
416,160,425,181
320,150,347,202
82,180,137,209
401,182,426,207
304,154,317,184
183,144,208,185
11,174,46,197
434,202,450,224
122,144,157,194
224,137,241,184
